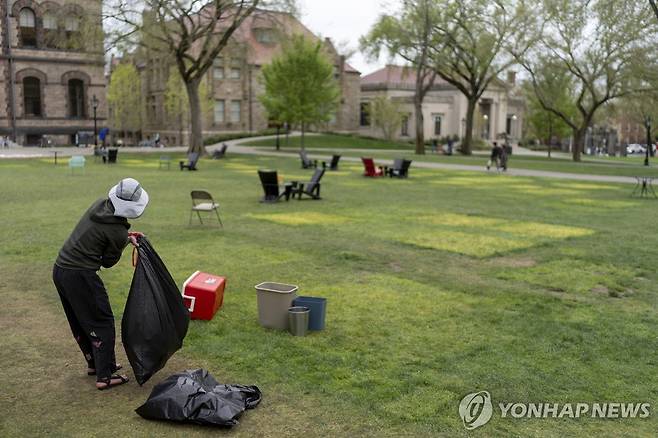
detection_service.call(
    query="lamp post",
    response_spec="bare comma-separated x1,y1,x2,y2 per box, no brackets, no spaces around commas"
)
483,114,489,139
275,123,281,151
645,115,651,166
511,114,517,140
92,95,99,147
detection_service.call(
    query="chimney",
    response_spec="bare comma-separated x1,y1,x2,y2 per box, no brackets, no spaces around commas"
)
507,71,516,85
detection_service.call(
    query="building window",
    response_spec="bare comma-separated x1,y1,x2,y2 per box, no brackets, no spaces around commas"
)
213,58,224,79
401,115,409,136
23,77,42,117
19,8,37,47
43,13,58,47
214,100,225,123
255,28,276,44
230,100,241,123
506,115,516,136
68,79,85,118
229,67,241,80
64,16,80,43
360,102,370,126
229,59,241,79
433,114,442,136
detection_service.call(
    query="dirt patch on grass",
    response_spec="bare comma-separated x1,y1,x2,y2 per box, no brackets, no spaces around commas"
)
490,256,537,268
389,262,403,272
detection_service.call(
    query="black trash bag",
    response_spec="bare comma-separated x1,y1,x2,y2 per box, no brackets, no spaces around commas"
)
135,369,262,427
122,236,190,385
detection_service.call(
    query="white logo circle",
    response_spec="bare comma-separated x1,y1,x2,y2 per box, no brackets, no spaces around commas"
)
459,391,493,430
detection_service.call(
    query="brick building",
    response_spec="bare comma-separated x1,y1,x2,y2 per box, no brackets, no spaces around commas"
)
0,0,106,146
125,11,360,146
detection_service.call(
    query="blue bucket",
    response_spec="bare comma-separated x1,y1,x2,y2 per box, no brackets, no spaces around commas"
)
292,296,326,331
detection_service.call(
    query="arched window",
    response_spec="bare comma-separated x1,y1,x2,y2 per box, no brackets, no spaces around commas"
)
23,77,42,116
43,13,58,48
68,79,85,118
19,8,37,47
65,16,79,37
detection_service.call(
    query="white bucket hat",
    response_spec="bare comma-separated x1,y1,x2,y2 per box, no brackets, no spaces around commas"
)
108,178,149,219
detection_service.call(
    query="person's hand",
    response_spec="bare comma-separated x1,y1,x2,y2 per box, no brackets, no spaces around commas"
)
128,231,144,247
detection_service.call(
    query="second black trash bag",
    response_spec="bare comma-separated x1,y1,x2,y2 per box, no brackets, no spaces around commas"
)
135,369,262,427
122,236,190,385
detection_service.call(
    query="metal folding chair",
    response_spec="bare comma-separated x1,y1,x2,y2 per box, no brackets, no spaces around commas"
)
189,190,223,226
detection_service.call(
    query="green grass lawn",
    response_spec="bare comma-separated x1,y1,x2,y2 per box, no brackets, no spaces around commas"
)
1,153,658,437
244,133,415,150
246,134,658,177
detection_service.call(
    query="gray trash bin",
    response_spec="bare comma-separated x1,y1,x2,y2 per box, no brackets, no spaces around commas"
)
288,306,310,336
254,282,298,329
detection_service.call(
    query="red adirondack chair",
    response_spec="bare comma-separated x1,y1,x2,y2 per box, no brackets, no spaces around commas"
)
362,157,384,177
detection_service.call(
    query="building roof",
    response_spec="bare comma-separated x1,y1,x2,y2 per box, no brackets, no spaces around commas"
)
362,65,513,91
223,11,359,74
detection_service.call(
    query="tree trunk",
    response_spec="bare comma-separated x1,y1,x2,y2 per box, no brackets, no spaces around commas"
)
414,95,424,155
461,98,477,155
547,118,553,159
572,127,586,162
185,78,205,155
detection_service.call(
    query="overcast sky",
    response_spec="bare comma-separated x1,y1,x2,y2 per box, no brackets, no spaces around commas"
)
299,0,397,76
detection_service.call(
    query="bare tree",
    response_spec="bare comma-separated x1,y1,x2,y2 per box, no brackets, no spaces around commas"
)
105,0,296,154
361,0,437,155
370,96,404,141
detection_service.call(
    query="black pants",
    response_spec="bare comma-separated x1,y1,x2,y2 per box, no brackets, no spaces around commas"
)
52,265,117,381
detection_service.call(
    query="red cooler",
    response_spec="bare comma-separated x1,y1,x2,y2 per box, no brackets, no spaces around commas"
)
182,271,226,320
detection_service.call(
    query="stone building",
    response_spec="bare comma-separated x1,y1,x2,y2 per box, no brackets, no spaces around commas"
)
128,11,360,146
0,0,106,146
359,65,525,144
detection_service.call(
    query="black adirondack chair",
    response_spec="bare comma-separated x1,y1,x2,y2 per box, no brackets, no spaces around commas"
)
180,152,200,171
387,159,412,178
300,150,317,169
322,154,341,170
258,170,294,203
293,168,325,200
212,144,228,159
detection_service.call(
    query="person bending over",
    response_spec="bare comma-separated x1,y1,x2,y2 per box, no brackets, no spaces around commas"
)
52,178,148,390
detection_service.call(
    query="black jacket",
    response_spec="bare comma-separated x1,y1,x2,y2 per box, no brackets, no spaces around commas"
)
56,198,130,271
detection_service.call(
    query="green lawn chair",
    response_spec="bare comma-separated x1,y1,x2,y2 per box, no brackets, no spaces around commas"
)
68,155,85,175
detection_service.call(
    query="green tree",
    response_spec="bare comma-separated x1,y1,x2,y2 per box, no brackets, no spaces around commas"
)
106,0,297,155
370,96,403,141
259,35,339,148
613,80,658,157
107,63,142,139
522,64,576,158
361,0,437,155
426,0,537,155
516,0,657,161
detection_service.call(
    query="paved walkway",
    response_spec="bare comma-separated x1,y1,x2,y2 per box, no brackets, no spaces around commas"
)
0,135,639,184
217,139,638,185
